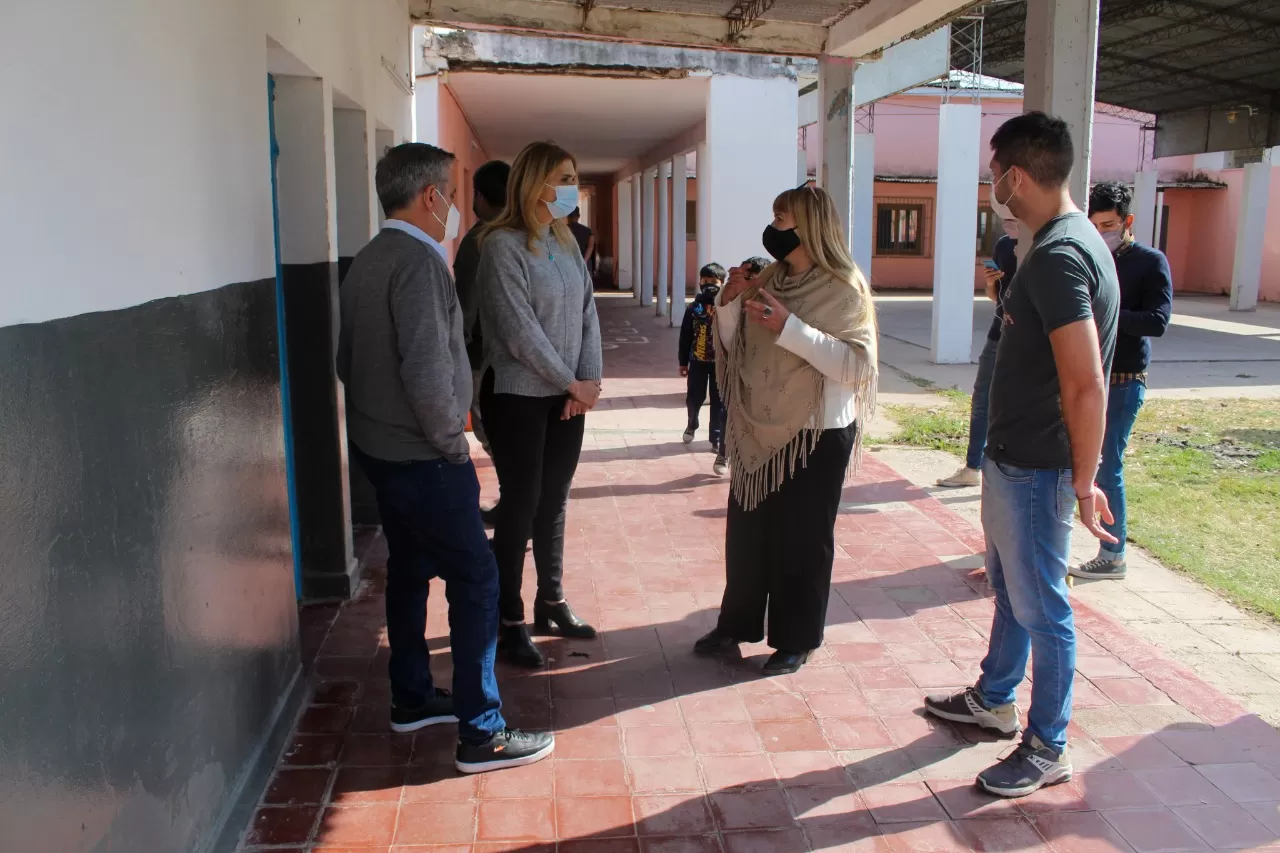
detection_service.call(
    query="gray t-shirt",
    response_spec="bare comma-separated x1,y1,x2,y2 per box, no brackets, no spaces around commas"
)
987,212,1120,470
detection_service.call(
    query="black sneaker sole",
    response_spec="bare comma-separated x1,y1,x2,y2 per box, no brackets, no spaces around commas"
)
455,739,555,774
978,765,1072,798
390,713,458,734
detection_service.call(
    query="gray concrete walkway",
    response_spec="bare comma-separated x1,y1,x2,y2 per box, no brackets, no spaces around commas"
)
876,293,1280,401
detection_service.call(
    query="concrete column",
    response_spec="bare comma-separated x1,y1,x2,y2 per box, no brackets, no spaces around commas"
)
1023,0,1101,208
818,56,855,240
672,152,688,321
641,167,656,307
413,75,440,146
334,108,376,264
273,74,358,598
657,161,670,318
930,102,982,365
798,135,809,186
696,141,710,269
704,74,798,269
631,173,642,300
617,179,634,291
1230,160,1273,312
852,132,875,277
1132,170,1159,246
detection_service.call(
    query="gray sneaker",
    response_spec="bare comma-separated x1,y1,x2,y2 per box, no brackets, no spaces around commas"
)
923,687,1022,736
683,427,696,445
977,735,1072,798
1069,554,1127,580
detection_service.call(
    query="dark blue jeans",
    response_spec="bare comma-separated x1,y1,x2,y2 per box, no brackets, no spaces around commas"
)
352,447,505,745
978,458,1076,752
1097,378,1146,559
686,360,725,452
965,336,1000,470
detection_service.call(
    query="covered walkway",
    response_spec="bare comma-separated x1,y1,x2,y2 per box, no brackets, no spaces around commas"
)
240,296,1280,852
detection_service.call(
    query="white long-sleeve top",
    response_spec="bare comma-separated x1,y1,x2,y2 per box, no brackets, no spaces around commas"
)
716,293,862,429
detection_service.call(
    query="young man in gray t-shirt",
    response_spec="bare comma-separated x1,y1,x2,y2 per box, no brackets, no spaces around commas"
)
924,113,1120,798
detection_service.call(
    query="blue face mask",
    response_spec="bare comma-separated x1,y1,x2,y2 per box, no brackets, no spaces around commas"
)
545,183,579,220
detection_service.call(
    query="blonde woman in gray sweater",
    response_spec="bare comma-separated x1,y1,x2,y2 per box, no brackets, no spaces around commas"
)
477,142,603,668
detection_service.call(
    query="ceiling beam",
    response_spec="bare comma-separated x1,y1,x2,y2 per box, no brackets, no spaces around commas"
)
825,0,977,59
410,0,828,55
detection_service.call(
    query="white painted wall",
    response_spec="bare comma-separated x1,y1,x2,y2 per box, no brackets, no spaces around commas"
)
1,0,413,328
703,75,798,270
617,180,634,291
334,108,378,257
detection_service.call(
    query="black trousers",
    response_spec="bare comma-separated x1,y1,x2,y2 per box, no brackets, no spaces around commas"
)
479,370,585,623
717,423,857,652
686,361,725,451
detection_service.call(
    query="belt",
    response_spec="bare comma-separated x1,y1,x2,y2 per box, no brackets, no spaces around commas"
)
1111,371,1147,386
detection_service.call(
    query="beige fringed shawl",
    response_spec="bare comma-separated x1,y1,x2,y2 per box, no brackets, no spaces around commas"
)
716,264,878,512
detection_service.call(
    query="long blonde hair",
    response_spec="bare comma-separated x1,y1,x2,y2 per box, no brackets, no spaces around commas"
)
771,186,878,334
482,141,577,253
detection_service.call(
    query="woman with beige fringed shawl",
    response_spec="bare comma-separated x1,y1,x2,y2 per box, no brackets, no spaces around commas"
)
693,185,879,676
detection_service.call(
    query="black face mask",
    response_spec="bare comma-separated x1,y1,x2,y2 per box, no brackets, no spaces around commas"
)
762,225,802,262
699,283,721,298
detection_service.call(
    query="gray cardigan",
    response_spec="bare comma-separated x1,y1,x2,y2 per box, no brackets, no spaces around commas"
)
336,229,471,463
478,226,603,397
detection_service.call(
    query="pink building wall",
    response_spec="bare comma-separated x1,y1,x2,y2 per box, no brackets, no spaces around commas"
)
438,85,490,261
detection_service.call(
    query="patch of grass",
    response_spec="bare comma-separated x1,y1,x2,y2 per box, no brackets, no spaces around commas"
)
886,392,1280,620
1124,398,1280,620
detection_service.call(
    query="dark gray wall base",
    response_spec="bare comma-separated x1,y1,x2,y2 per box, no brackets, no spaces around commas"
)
304,555,362,601
0,278,298,853
206,664,306,853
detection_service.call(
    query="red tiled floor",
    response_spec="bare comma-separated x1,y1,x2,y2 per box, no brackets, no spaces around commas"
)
237,298,1280,852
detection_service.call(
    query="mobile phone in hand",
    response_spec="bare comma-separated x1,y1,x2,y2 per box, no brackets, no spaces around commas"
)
982,259,999,270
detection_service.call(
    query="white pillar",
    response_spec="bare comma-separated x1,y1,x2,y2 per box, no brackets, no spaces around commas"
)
818,56,855,241
852,132,875,278
631,173,642,300
696,141,710,269
798,134,809,185
657,162,670,318
1153,190,1165,249
930,103,982,365
413,75,439,146
672,152,689,322
641,167,656,307
1132,170,1159,246
1230,160,1272,312
333,108,376,258
705,74,799,269
1023,0,1100,208
617,180,634,291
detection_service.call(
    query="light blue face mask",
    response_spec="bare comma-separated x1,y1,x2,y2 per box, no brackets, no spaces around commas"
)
545,183,579,220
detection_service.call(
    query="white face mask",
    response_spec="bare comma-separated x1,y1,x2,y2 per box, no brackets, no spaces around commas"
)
989,168,1019,222
545,183,579,220
432,188,461,240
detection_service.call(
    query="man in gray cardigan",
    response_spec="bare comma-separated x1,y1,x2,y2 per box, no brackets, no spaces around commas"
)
336,143,554,774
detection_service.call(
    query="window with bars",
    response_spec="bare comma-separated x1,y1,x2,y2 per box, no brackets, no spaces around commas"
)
976,206,1002,257
875,202,926,256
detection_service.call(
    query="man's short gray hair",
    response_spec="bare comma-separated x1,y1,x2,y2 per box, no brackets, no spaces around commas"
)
375,143,456,215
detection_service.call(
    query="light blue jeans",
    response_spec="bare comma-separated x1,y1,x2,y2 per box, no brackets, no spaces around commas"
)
1097,378,1146,559
977,457,1076,753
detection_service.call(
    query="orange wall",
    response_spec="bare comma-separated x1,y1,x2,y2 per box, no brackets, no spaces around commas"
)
438,85,489,262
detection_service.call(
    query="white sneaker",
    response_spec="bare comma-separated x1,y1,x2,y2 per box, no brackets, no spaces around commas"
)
683,428,696,445
713,455,728,476
937,465,981,488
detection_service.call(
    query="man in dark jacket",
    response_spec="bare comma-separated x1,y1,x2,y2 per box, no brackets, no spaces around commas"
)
453,160,509,525
938,220,1020,488
679,263,727,472
1071,181,1173,581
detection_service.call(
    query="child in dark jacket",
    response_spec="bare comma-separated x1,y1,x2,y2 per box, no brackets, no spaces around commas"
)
680,263,727,470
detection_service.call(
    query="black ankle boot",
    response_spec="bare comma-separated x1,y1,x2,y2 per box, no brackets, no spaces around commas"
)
763,649,811,676
499,623,545,668
533,600,597,639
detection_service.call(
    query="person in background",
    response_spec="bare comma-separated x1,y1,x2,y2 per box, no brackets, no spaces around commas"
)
924,112,1119,798
454,159,510,526
567,207,596,275
336,143,554,774
937,219,1020,488
478,142,603,668
1070,181,1172,581
680,263,728,472
694,186,879,676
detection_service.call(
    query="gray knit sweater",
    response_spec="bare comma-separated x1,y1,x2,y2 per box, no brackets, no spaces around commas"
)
478,227,603,397
336,229,471,464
